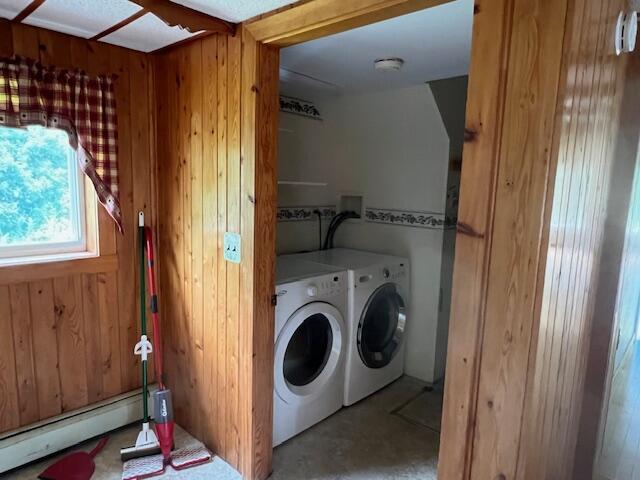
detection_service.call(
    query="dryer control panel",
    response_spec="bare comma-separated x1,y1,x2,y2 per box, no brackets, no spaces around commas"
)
306,275,344,298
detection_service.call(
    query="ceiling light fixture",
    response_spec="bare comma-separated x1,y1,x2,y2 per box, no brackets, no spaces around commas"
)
374,57,405,72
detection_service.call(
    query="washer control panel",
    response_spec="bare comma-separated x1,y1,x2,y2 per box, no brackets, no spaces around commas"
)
306,275,344,298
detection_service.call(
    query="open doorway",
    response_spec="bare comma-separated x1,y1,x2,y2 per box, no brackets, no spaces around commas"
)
270,1,472,478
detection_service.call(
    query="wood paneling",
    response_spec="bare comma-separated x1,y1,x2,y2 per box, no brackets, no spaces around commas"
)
519,1,627,478
440,0,629,478
574,45,640,478
154,26,278,480
0,23,157,433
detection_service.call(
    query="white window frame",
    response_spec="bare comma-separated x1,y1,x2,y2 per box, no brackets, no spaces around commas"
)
0,128,89,264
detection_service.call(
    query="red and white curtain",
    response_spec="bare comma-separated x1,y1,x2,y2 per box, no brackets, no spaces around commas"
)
0,56,122,231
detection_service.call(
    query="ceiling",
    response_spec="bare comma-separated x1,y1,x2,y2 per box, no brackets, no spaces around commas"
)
279,0,474,98
0,0,299,53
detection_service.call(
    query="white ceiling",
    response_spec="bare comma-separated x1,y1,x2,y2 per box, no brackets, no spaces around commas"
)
3,0,300,53
171,0,299,23
23,0,143,39
0,0,31,20
279,0,474,98
101,11,195,52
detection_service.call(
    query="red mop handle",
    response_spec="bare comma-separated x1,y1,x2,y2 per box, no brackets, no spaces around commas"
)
144,227,164,389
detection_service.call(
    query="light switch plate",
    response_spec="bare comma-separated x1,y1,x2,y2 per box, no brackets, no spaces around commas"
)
224,232,241,264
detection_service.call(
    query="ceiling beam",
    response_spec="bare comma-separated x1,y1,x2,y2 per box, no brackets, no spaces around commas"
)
245,0,452,47
129,0,235,35
90,8,149,41
14,0,46,23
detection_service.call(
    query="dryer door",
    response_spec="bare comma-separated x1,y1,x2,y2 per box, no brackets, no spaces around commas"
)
357,283,406,369
274,302,343,405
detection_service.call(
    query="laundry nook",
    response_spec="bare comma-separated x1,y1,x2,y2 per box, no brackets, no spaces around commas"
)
0,0,636,479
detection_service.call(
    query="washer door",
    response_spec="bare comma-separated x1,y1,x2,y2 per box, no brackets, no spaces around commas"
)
275,302,343,405
357,283,406,369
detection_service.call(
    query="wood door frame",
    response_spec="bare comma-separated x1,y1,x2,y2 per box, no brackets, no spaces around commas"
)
244,0,557,478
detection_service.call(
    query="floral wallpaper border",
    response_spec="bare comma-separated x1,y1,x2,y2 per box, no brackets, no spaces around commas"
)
277,206,337,222
365,207,457,230
280,95,322,120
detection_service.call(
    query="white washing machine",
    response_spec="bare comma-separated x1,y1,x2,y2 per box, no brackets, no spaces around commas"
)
273,256,348,446
289,249,409,406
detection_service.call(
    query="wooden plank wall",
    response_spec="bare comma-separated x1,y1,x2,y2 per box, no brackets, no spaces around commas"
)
519,0,628,478
0,23,157,433
439,0,628,478
573,42,640,480
154,27,278,480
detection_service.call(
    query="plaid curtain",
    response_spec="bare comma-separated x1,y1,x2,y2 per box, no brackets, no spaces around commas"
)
0,56,122,232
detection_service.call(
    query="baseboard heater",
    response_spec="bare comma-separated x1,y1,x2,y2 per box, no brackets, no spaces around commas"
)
0,385,157,474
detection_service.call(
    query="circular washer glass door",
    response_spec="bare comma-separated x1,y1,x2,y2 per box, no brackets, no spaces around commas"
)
275,302,343,404
357,283,406,369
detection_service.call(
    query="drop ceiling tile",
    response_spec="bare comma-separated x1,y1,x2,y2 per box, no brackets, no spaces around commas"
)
22,0,143,39
0,0,32,20
100,12,198,53
171,0,299,23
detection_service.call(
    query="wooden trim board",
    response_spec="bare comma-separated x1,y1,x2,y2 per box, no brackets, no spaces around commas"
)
0,255,118,285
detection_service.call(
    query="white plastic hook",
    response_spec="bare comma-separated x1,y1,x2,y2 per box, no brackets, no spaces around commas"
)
134,335,153,361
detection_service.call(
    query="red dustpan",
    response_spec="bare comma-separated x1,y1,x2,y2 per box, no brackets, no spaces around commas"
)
38,437,108,480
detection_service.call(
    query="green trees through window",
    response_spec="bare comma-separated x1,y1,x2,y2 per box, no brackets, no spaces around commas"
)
0,125,82,251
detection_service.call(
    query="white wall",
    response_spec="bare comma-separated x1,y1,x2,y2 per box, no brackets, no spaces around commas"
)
277,84,453,383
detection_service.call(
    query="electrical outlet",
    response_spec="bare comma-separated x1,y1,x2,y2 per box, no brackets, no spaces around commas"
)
224,232,241,264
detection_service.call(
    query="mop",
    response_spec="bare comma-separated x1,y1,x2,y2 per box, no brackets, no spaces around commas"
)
120,212,160,462
122,213,211,479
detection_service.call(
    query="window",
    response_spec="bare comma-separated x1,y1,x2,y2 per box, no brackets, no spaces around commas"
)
0,125,90,263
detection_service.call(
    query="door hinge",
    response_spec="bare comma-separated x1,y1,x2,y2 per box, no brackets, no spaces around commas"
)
271,294,278,306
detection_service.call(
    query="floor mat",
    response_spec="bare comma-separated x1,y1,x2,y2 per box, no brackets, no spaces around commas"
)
393,386,443,433
122,455,238,480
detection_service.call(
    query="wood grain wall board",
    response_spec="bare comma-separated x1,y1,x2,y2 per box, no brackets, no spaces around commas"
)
154,25,279,479
239,27,258,478
201,33,221,454
10,283,40,425
112,45,138,394
437,0,513,476
81,274,103,404
467,0,569,477
130,51,156,386
440,0,629,477
245,37,280,480
573,9,640,479
29,280,62,418
0,19,13,57
0,286,20,432
226,33,242,469
178,40,195,433
53,275,89,412
529,2,598,473
97,271,123,398
216,33,229,459
0,24,157,433
517,0,628,478
188,40,205,444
